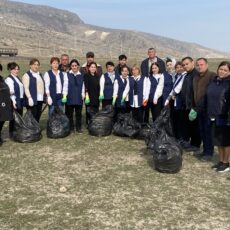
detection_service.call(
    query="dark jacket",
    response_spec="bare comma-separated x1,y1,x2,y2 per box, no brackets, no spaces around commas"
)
193,69,216,112
0,76,13,121
84,73,100,107
140,57,166,77
180,68,199,110
114,65,131,77
80,63,102,77
206,76,230,125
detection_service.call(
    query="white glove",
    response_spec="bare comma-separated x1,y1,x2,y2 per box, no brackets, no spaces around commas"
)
153,99,158,105
28,97,34,107
47,96,53,106
164,99,169,107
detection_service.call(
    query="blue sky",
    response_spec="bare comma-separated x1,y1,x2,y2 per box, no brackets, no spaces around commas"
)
14,0,230,52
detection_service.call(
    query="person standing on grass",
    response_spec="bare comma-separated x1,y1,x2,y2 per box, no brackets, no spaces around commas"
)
192,58,216,161
112,65,130,121
99,61,116,108
62,59,85,133
43,57,64,117
129,64,150,123
206,61,230,173
22,58,45,122
164,61,187,141
83,62,101,125
59,54,70,73
146,62,164,123
179,57,201,151
5,62,24,138
0,64,13,145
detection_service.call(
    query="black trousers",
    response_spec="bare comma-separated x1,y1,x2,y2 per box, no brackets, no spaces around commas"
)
27,101,43,122
150,100,163,123
85,105,99,125
179,109,201,147
102,99,112,109
131,107,144,123
9,108,23,134
65,105,83,130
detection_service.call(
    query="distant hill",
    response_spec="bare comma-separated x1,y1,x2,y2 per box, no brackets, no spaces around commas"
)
0,0,229,59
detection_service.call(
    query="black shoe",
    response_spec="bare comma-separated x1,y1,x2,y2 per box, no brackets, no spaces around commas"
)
211,161,223,170
216,163,230,173
199,155,213,162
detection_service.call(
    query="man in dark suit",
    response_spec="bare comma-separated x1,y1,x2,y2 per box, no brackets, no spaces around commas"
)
141,47,166,77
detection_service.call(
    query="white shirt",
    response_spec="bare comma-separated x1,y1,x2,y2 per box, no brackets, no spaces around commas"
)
130,75,151,108
113,75,129,101
62,70,85,99
99,72,115,95
43,70,62,95
5,74,24,102
152,73,164,104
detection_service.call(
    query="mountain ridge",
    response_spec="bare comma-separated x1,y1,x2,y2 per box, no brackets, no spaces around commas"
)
0,0,229,59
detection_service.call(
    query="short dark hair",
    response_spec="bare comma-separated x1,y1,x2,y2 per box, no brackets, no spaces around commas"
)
149,62,162,74
106,61,114,67
86,51,94,58
0,64,2,72
175,61,183,68
182,56,193,62
196,57,208,64
217,61,230,72
7,62,20,71
69,59,80,67
166,58,172,64
29,58,40,66
118,54,127,60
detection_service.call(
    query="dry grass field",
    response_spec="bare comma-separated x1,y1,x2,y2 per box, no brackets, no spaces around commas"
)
0,57,230,229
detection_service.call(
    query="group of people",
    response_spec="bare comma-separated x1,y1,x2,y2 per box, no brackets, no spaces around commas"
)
0,47,230,177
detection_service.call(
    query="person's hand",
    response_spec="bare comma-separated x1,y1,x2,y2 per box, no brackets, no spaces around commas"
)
28,97,34,107
112,96,117,106
121,96,125,105
142,99,148,107
61,95,67,104
12,100,17,109
153,99,158,105
164,99,169,107
85,95,90,105
47,96,53,106
189,108,197,121
99,94,104,101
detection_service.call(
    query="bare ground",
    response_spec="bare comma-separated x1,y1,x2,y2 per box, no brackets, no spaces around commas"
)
0,116,230,230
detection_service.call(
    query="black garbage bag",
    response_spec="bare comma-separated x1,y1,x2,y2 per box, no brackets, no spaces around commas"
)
88,105,114,136
113,113,141,137
47,106,70,138
13,110,42,143
145,107,182,173
136,123,152,140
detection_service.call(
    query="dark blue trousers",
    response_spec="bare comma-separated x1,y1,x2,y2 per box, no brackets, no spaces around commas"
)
198,111,213,156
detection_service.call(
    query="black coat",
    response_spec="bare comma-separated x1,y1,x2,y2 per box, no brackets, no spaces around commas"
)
140,57,166,77
180,68,199,110
0,76,13,121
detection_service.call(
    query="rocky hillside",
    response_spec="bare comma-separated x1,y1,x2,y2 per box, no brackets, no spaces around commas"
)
0,0,229,59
